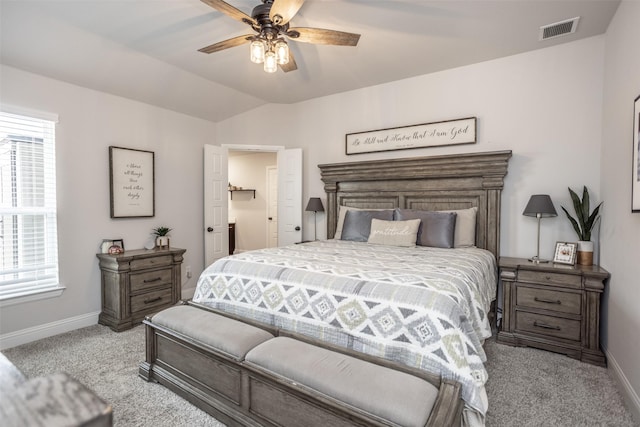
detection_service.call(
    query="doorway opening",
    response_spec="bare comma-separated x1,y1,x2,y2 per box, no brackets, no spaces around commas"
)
204,144,302,268
227,150,277,253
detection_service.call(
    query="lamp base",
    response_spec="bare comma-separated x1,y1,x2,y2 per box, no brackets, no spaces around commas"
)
528,256,550,264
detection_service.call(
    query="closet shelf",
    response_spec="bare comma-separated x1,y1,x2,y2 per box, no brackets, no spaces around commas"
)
228,189,256,200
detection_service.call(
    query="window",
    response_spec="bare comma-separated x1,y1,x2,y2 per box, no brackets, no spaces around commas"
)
0,109,61,304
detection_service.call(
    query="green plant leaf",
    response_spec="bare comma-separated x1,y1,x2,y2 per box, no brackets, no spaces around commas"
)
568,187,585,237
582,186,590,224
561,206,583,239
564,186,602,241
584,202,603,235
152,226,172,236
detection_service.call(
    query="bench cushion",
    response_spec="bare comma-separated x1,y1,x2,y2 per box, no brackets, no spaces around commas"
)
246,337,438,427
151,305,274,361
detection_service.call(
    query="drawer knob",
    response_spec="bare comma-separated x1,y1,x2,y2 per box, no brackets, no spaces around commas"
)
143,277,162,283
533,321,561,331
534,296,561,305
144,296,162,304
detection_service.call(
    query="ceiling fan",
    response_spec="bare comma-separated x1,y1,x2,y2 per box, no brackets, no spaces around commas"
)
198,0,361,73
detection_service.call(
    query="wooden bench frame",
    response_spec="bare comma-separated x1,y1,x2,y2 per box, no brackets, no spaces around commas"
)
139,301,463,427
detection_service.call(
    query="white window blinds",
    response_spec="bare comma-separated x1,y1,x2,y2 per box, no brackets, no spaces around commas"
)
0,110,60,300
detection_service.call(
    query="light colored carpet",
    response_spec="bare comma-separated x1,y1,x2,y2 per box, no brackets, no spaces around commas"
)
2,324,638,427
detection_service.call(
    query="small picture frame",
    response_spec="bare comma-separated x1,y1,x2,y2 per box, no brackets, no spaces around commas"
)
101,239,125,254
553,241,577,265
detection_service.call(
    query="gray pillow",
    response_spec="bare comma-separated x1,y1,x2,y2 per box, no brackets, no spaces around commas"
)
394,209,457,248
341,209,394,242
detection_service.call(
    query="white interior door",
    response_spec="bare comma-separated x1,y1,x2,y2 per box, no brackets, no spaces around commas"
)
277,148,302,246
266,166,278,248
204,144,228,267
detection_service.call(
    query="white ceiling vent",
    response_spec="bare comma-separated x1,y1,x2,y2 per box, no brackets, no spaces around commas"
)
539,17,580,41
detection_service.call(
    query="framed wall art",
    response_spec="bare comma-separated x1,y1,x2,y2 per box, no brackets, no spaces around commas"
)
553,241,577,265
633,94,640,212
109,146,155,218
345,117,476,155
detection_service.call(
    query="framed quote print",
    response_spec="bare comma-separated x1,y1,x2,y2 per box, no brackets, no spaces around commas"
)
109,146,155,218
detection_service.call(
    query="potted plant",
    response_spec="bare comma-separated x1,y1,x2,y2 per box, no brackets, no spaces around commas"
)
561,186,602,266
152,226,172,249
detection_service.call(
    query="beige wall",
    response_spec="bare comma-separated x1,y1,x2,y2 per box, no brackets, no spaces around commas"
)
600,0,640,420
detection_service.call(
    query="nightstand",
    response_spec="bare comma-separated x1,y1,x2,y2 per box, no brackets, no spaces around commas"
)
96,247,186,331
497,257,609,366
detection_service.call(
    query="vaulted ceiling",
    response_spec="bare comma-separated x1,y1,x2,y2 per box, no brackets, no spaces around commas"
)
1,0,620,122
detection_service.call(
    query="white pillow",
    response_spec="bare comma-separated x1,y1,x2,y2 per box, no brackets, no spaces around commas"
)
334,206,394,239
367,219,421,247
439,207,478,248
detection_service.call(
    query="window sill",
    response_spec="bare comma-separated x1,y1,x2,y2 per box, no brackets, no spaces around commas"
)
0,286,66,308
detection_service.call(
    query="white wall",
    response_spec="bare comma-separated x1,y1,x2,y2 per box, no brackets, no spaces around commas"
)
217,36,606,258
228,151,277,251
0,65,215,341
600,0,640,420
1,19,637,419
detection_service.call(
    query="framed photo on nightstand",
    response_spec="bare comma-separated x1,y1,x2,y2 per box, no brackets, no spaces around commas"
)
553,241,577,265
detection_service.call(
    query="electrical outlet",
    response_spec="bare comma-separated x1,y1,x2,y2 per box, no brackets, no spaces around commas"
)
186,266,192,278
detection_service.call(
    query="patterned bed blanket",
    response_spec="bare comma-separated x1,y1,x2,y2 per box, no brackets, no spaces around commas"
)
193,240,497,422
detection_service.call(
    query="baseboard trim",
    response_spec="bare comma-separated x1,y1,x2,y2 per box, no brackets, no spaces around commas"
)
606,347,640,424
0,311,100,351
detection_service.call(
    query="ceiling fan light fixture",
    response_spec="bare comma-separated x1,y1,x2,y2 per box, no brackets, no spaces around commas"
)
250,39,266,63
275,40,289,65
263,50,277,73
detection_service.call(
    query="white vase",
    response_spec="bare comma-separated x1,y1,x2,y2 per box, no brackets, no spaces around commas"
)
577,240,594,266
156,236,170,249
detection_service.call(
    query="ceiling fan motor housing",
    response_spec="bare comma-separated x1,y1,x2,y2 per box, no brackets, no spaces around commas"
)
252,2,287,38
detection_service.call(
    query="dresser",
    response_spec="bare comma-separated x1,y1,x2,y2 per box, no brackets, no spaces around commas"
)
96,248,186,332
497,257,609,366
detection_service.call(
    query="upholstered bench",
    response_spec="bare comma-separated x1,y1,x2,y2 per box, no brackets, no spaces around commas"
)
140,302,463,427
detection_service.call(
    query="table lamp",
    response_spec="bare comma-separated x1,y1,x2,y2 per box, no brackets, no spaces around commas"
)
523,194,557,263
305,197,324,241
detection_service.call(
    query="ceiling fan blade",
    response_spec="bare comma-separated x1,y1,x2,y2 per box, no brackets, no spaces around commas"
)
280,52,297,73
269,0,305,25
198,34,253,54
200,0,257,26
287,27,360,46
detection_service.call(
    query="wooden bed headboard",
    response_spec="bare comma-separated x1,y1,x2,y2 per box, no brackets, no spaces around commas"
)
318,150,512,258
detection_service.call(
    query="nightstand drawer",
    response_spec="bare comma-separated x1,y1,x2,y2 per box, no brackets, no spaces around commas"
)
518,270,582,289
131,268,172,293
516,286,581,315
515,311,581,341
130,255,173,271
131,288,172,314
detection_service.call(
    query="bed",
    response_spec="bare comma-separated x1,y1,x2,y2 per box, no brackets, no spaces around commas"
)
192,150,512,426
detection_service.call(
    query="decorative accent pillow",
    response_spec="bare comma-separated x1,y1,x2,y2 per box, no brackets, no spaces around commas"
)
367,219,421,247
341,209,394,242
334,206,394,239
439,207,478,248
394,209,457,248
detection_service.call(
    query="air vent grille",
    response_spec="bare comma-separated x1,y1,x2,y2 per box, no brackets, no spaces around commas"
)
539,17,580,41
